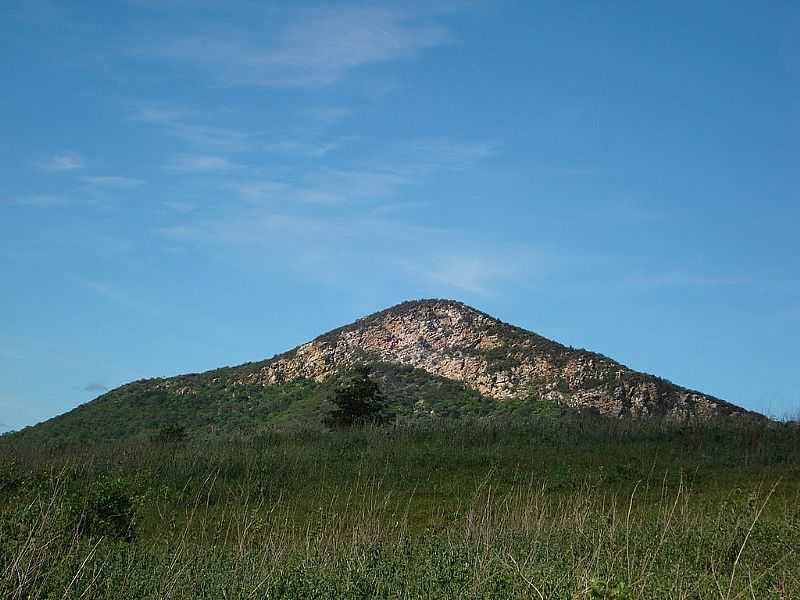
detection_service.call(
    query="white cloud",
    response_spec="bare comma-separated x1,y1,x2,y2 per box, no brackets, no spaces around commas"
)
85,280,163,317
305,167,412,200
158,207,545,296
133,106,255,152
169,155,236,172
374,139,497,174
0,348,23,360
133,104,346,157
226,178,344,206
40,153,83,171
415,139,496,169
262,141,340,158
228,180,290,202
301,105,353,123
164,200,197,213
137,6,452,87
430,256,506,294
3,194,68,208
81,175,145,187
224,167,410,207
221,136,494,207
155,128,505,290
132,106,187,124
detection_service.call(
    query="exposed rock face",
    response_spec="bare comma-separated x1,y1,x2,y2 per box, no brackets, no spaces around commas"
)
232,299,749,420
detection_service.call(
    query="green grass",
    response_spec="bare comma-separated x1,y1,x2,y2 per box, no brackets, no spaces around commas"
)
1,417,799,598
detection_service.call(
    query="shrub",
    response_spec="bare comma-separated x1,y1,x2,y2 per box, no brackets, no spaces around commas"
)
152,424,188,444
70,476,138,541
324,367,391,428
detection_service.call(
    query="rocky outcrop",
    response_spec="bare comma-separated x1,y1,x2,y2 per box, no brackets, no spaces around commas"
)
228,299,750,420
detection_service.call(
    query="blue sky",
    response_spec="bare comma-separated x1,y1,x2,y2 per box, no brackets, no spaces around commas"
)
1,0,798,430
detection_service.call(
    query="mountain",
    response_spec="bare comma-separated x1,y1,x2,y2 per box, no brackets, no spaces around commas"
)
10,299,758,443
252,299,755,419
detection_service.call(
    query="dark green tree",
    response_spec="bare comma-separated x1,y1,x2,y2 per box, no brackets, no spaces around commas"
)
152,424,188,444
324,366,389,428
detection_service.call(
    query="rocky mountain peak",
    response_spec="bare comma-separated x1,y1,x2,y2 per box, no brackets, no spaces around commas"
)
228,299,752,420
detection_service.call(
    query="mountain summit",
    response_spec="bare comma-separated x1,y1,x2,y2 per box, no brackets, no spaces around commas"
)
231,299,747,420
13,299,756,443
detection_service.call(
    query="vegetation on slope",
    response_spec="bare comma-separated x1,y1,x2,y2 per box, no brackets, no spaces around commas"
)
9,363,566,445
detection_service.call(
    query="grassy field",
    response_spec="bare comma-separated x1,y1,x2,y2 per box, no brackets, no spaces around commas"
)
1,417,799,599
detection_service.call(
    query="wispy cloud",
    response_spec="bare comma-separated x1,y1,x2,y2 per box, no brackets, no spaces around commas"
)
0,348,24,360
223,137,495,206
263,141,341,158
81,175,145,188
430,255,515,294
133,106,187,123
159,207,546,295
623,272,752,288
374,138,497,173
304,167,412,201
2,194,69,208
168,154,236,172
224,178,349,206
39,152,83,171
136,6,452,87
225,168,408,207
85,280,163,317
227,180,294,203
133,104,344,157
133,106,256,152
164,200,197,213
301,105,353,123
155,126,503,290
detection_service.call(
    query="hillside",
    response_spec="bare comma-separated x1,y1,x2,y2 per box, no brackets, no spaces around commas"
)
11,299,757,443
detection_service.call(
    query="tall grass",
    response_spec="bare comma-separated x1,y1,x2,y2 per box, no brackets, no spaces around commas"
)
1,418,798,598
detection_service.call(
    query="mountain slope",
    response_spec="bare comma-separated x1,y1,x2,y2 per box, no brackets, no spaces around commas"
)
214,299,750,419
10,299,757,443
